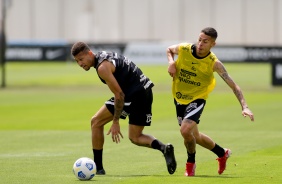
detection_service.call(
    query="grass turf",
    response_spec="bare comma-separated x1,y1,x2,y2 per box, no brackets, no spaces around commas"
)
0,62,281,183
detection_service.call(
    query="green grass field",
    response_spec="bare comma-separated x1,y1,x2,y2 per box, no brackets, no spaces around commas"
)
0,62,281,184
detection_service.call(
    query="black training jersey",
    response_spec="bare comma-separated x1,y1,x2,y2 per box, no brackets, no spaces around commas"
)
94,51,154,99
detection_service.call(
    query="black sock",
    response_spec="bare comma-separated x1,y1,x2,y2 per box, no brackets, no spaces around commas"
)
187,152,196,163
93,149,103,170
151,139,165,154
211,143,225,157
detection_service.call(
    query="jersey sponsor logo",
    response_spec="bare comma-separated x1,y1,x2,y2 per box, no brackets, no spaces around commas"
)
179,77,201,86
180,69,196,76
179,69,200,86
123,57,132,65
144,80,153,90
176,92,193,100
140,72,153,89
140,74,147,82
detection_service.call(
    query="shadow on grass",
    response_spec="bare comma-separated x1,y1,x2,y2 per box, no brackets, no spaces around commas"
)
99,174,164,177
194,174,238,178
94,174,238,178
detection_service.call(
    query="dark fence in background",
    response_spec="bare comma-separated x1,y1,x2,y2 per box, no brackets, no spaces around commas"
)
5,42,126,62
272,59,282,86
5,43,282,63
4,42,282,86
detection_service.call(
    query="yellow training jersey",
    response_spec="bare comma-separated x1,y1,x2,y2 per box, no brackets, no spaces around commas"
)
172,43,218,104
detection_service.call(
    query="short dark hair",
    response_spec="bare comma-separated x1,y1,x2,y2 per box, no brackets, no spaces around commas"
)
201,27,218,40
71,42,90,56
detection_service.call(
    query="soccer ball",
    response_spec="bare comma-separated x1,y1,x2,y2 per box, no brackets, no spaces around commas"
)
73,157,96,180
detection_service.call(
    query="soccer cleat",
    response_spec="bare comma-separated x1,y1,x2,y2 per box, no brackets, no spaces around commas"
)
185,162,196,176
163,143,177,174
216,148,232,174
96,169,106,175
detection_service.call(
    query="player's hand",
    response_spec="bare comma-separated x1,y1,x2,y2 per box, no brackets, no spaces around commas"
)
242,108,254,121
168,61,176,78
107,122,123,143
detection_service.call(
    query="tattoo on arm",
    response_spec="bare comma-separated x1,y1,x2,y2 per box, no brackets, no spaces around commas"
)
216,62,233,85
216,62,247,109
113,92,125,121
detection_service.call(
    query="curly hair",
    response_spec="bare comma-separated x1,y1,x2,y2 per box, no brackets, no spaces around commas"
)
71,42,90,56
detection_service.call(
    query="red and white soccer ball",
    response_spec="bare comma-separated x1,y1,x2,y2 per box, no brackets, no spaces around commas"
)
73,157,96,180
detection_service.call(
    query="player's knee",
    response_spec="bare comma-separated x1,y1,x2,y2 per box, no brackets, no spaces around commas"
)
90,115,101,128
180,126,193,138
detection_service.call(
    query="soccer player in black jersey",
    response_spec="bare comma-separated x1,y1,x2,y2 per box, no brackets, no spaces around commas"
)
71,42,177,175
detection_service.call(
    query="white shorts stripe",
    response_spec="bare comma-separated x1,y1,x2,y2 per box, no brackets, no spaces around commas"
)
184,103,204,119
105,101,131,106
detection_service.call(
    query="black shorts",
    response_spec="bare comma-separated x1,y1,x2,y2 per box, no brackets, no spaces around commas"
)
174,99,206,126
105,89,153,126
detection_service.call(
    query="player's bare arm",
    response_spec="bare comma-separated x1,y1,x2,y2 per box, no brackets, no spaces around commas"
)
213,60,254,121
167,44,179,77
97,61,125,142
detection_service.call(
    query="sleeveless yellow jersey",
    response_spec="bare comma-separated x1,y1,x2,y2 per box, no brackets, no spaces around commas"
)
172,43,218,104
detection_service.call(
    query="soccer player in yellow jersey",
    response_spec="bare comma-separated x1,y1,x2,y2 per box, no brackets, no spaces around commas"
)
166,27,254,176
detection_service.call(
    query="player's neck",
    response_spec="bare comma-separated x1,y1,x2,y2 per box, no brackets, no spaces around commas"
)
193,46,210,59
